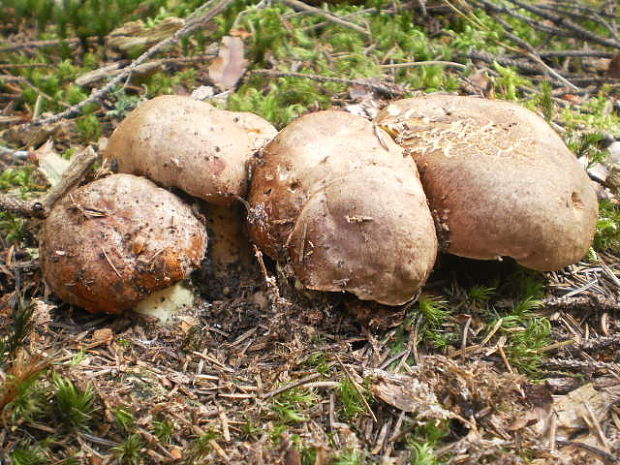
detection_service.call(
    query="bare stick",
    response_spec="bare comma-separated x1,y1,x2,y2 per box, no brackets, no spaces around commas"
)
283,0,370,37
0,145,29,161
253,244,281,302
252,69,403,96
0,194,32,216
505,0,620,49
24,0,236,128
75,54,217,87
334,354,377,423
379,60,467,70
0,147,97,218
40,147,98,213
490,13,580,91
261,373,322,400
0,38,82,53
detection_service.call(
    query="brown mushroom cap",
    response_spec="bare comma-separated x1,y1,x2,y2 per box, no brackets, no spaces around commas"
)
376,95,598,271
40,174,207,313
104,95,254,206
249,110,438,305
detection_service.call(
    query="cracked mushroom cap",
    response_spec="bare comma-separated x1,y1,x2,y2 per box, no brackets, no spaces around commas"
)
376,95,598,271
249,110,438,305
104,95,256,206
40,174,207,313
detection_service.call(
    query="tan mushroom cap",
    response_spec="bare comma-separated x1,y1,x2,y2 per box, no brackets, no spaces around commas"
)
221,110,278,152
104,95,254,206
249,110,438,305
376,95,598,271
40,174,207,313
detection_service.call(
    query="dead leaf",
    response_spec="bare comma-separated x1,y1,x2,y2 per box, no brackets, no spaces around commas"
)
169,447,183,460
364,368,452,419
553,383,615,438
32,299,55,326
92,328,114,345
32,139,70,186
607,54,620,78
230,28,252,39
208,36,247,90
468,69,494,97
6,120,74,148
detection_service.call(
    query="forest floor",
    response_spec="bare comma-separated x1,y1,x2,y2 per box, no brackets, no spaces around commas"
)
1,1,620,464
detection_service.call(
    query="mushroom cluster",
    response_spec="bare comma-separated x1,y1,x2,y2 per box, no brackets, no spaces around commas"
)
39,94,598,315
41,95,276,315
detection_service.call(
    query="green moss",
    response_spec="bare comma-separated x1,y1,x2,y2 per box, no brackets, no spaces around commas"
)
594,200,620,254
76,114,102,142
272,387,319,424
112,434,145,465
10,445,49,465
152,417,175,445
52,374,95,430
332,450,365,465
338,378,366,419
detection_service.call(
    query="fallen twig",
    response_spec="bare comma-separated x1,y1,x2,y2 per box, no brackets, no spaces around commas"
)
75,54,217,87
261,373,322,400
0,38,82,53
251,69,403,96
505,0,620,49
0,146,97,218
23,0,236,128
335,354,377,423
0,74,68,107
0,63,54,70
537,50,616,59
544,357,620,374
379,60,467,70
555,440,618,464
490,13,579,91
283,0,370,37
0,145,29,161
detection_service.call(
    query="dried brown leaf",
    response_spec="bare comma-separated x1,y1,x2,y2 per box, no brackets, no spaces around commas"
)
32,139,70,186
365,368,451,419
607,54,620,79
208,36,247,90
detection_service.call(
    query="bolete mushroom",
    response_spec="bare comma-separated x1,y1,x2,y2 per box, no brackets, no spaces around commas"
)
248,110,438,305
376,95,598,271
40,174,207,313
104,95,278,281
104,95,256,206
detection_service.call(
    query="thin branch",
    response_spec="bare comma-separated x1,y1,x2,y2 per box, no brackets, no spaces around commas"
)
490,13,579,90
505,0,620,49
261,373,322,400
251,69,404,96
0,38,82,53
283,0,370,37
0,194,32,217
379,60,467,70
467,51,548,75
536,50,616,59
335,354,377,423
0,74,69,107
23,0,236,129
75,54,217,87
0,146,97,218
0,145,29,161
555,440,618,464
39,147,98,213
